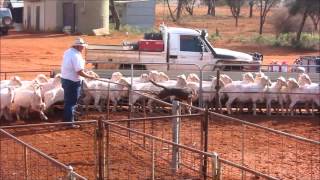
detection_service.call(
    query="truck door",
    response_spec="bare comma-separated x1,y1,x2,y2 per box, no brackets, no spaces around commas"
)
169,35,211,70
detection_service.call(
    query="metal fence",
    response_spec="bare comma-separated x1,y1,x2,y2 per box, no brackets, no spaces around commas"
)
1,121,97,179
0,70,53,80
103,120,278,180
0,129,86,180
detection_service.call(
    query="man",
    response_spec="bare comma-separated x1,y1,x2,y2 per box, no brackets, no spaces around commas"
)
61,37,97,127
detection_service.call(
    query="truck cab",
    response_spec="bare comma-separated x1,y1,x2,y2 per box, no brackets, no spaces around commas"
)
161,25,262,70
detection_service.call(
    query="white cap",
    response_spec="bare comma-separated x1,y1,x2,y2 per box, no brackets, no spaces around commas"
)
72,37,87,47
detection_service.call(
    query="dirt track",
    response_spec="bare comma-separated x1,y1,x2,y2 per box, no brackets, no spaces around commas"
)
0,5,319,180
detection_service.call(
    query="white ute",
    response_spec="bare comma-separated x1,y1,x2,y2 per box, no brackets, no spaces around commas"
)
86,25,263,71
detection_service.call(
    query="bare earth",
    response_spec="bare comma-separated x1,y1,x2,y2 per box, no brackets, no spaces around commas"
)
0,5,319,180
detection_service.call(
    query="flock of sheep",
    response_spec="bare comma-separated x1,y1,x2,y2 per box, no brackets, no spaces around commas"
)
0,69,319,122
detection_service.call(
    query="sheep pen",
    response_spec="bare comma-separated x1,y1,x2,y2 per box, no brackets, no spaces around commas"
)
0,67,319,179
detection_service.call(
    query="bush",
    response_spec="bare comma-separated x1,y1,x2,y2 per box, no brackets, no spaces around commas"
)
252,32,319,50
270,8,314,35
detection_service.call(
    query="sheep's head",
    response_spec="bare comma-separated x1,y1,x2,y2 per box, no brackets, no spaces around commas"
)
158,72,169,82
9,76,22,87
111,72,123,81
287,78,299,89
148,70,159,82
298,73,312,86
276,76,287,87
243,72,254,83
176,74,187,87
187,73,200,83
139,73,149,83
220,74,232,85
35,74,49,83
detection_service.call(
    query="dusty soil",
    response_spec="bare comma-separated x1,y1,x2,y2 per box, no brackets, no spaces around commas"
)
0,5,319,180
1,6,318,74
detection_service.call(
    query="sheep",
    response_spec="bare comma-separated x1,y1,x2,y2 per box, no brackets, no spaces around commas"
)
0,76,23,89
43,87,64,110
265,77,287,116
89,78,130,112
11,84,48,121
35,74,49,83
39,74,62,97
0,88,15,121
222,75,270,115
187,73,200,83
287,78,320,116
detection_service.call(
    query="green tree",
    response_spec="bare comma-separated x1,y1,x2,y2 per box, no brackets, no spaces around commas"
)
288,0,320,41
226,0,245,27
257,0,280,34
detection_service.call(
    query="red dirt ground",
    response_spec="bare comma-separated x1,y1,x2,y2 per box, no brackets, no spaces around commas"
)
0,5,319,180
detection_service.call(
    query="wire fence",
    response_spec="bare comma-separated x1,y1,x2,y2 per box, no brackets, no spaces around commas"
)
1,121,97,179
0,129,86,180
103,120,278,180
0,70,53,80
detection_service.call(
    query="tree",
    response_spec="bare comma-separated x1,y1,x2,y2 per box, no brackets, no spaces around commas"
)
288,0,320,41
309,11,320,31
248,0,255,18
109,0,120,30
184,0,197,15
257,0,279,34
226,0,244,27
206,0,216,16
166,0,184,22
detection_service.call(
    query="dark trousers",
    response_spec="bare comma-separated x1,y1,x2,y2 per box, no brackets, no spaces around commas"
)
61,78,81,123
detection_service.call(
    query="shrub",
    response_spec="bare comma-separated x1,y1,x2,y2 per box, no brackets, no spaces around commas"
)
252,33,319,50
270,8,314,35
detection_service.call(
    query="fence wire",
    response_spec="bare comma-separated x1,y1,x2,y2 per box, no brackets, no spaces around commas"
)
2,121,97,179
0,129,86,180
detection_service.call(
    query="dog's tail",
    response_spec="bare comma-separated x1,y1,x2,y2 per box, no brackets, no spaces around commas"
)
149,80,168,90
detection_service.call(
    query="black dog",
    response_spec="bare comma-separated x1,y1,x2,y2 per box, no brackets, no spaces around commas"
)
149,80,194,110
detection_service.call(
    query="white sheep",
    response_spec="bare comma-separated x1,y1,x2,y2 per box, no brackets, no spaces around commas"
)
0,88,15,121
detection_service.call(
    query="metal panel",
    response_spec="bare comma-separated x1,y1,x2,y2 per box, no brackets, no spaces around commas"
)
62,2,75,32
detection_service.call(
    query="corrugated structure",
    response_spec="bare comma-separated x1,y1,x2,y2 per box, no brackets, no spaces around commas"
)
23,0,109,34
116,0,156,28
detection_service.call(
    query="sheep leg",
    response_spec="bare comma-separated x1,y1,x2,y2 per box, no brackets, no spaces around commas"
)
147,99,153,113
94,95,102,112
0,109,3,120
111,99,117,112
225,97,235,115
266,100,271,116
3,108,13,121
289,101,297,116
253,102,257,116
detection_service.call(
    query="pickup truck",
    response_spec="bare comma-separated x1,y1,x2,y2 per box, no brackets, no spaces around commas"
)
86,25,263,71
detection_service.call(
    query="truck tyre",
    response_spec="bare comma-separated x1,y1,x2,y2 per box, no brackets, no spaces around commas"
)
1,28,8,35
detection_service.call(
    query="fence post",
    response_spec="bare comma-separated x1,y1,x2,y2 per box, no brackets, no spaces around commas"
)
171,100,181,173
151,139,155,180
202,107,209,179
96,118,105,180
24,146,29,180
106,82,110,120
199,69,204,107
67,165,75,180
105,122,110,180
215,70,221,113
211,152,221,180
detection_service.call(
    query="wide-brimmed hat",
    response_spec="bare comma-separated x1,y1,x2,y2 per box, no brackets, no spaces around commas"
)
72,37,87,47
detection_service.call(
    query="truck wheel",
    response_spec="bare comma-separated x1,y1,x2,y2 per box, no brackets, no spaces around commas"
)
1,29,8,35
